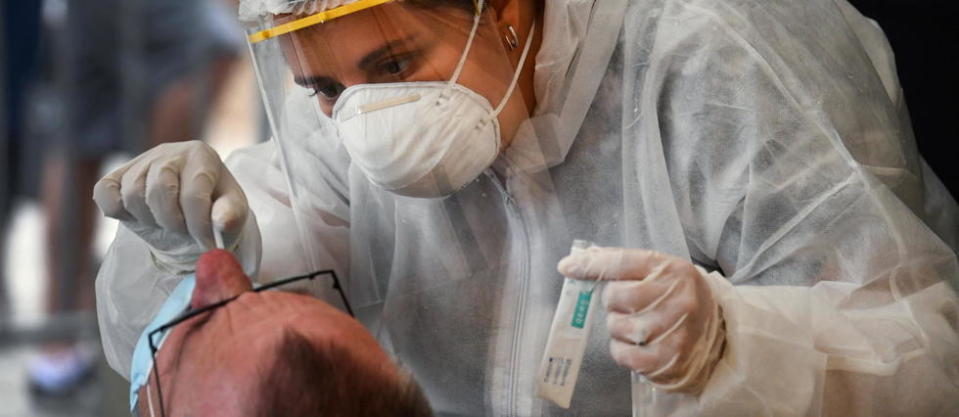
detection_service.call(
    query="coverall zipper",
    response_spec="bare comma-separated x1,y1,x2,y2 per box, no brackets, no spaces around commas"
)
487,170,531,417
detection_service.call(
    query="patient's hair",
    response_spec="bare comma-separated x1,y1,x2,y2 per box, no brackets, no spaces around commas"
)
256,329,433,417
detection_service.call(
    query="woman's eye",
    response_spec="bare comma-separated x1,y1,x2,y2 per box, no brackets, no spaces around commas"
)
308,83,344,99
380,56,411,76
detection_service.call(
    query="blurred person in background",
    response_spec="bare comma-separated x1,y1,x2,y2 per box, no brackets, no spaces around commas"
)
28,0,244,396
0,0,44,334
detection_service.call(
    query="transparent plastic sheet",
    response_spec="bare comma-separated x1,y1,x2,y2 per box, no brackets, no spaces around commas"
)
245,33,375,305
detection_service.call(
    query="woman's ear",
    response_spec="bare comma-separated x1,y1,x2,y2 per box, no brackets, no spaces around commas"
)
487,0,520,28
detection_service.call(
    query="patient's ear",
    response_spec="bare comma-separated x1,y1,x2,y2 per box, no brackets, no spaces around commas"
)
192,249,253,309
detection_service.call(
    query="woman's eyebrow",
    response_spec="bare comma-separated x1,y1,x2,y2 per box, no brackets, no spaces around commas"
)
357,35,418,69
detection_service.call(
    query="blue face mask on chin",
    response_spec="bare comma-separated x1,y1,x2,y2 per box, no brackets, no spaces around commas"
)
128,276,196,413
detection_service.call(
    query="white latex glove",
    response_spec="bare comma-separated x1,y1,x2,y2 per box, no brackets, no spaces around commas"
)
93,140,257,274
558,246,726,394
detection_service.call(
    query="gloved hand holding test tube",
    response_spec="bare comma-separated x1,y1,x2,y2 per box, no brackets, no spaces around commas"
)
553,242,727,412
93,140,261,275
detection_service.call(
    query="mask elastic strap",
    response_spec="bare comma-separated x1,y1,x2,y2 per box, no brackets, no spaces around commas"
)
491,21,535,117
146,379,157,417
448,0,485,86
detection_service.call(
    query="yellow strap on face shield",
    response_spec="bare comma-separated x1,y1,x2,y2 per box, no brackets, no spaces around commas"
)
248,0,395,44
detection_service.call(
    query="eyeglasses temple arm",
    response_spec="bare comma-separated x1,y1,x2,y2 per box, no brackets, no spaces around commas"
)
147,331,168,417
328,270,355,317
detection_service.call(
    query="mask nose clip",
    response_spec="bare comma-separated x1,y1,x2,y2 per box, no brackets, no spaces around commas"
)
357,92,422,115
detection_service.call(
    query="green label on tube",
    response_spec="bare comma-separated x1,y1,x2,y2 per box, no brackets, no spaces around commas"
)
571,290,593,329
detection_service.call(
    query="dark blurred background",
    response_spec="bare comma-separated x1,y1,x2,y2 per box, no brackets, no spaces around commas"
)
0,0,956,416
849,0,959,196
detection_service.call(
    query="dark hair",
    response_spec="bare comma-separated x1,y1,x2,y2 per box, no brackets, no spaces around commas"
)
256,330,433,417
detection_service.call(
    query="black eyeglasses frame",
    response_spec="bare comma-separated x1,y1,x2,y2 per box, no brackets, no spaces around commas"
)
145,269,352,417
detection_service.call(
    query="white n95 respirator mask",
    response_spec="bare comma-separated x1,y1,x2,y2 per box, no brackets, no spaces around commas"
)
331,15,535,198
332,82,501,198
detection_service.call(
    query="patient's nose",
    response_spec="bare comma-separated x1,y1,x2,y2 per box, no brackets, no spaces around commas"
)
191,249,253,309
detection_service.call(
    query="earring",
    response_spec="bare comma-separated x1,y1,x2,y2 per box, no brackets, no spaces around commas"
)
503,25,519,51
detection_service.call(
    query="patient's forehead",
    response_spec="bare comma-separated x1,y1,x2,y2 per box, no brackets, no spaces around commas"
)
151,290,363,416
226,290,352,335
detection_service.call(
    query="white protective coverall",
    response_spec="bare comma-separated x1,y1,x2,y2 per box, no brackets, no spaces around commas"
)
97,0,959,415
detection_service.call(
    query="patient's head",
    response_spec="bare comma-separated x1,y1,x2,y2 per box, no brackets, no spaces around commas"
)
138,250,431,416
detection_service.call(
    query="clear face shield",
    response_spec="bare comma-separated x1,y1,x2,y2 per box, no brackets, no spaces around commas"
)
247,0,534,194
245,0,539,309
